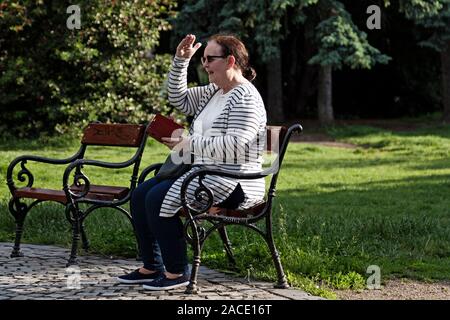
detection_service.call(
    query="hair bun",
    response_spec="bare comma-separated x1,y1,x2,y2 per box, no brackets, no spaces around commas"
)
244,67,256,81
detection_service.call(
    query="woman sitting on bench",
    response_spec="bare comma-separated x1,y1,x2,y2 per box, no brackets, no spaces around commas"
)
117,33,267,291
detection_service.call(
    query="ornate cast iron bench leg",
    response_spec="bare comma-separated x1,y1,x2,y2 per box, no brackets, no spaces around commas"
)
9,199,28,258
66,204,81,266
265,216,289,288
80,223,90,251
185,220,202,294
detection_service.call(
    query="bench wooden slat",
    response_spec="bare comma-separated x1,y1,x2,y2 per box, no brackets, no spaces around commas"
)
179,201,266,218
14,187,115,203
69,184,129,199
81,123,146,147
266,126,287,152
223,201,266,217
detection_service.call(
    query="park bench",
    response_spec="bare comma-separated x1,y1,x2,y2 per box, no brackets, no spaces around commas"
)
6,120,302,294
6,122,150,266
138,123,303,293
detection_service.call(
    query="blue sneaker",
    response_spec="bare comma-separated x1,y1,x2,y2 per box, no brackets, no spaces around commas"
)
117,269,163,284
142,273,190,291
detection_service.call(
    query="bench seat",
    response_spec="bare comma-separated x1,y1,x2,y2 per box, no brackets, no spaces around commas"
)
13,185,129,204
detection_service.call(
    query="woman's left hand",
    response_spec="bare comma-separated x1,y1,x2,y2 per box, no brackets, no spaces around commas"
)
161,136,190,151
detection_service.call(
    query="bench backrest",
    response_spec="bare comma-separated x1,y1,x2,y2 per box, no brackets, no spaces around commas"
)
78,123,149,191
266,126,287,153
81,123,147,147
265,124,302,201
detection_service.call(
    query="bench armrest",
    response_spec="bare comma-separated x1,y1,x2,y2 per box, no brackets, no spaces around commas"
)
138,163,163,185
62,157,145,198
6,149,84,190
184,166,276,181
180,165,276,216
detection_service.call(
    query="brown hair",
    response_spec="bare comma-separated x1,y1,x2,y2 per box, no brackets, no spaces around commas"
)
208,34,256,81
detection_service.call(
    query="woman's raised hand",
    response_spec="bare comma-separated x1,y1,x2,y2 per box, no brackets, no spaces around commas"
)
176,34,202,59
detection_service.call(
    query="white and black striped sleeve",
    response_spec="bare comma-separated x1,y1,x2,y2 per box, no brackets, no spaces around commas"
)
190,91,263,161
167,56,208,116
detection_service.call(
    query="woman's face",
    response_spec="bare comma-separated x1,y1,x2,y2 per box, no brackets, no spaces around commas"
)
202,40,229,85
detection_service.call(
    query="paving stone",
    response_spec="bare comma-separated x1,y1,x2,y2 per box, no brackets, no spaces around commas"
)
0,242,324,300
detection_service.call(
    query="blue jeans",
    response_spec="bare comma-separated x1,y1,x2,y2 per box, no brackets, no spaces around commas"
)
130,177,187,274
131,177,245,274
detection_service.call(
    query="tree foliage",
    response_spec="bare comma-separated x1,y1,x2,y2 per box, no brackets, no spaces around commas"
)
309,1,391,69
397,0,450,51
394,0,450,121
171,0,316,62
0,0,177,137
0,1,446,134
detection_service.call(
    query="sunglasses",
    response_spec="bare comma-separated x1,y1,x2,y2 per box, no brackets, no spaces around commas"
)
201,55,227,64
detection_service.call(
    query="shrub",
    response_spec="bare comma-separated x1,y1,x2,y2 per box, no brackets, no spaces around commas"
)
0,0,178,137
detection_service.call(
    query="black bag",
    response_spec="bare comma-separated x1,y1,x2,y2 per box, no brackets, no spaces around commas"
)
155,150,192,181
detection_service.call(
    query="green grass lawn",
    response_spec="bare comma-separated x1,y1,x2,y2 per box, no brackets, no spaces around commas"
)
1,122,449,299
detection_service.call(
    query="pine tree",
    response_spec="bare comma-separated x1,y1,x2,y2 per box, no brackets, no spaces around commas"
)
308,0,390,124
172,0,389,124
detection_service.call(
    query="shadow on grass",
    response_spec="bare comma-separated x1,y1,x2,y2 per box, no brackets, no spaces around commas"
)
326,123,450,140
293,173,450,192
1,148,449,285
281,157,404,170
274,175,450,279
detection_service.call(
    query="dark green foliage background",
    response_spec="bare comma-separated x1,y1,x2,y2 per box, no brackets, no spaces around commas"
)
0,0,177,138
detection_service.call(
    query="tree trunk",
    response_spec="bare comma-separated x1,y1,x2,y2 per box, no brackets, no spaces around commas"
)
294,18,317,116
317,65,334,124
266,56,284,124
286,30,299,115
441,41,450,123
295,64,317,116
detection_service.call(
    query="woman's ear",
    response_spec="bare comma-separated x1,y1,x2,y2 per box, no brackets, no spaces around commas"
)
227,55,236,69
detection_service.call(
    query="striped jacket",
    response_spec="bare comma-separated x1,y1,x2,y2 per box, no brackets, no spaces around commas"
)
159,56,267,217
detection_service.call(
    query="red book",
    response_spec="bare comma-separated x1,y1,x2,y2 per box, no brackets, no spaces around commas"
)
147,114,185,143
